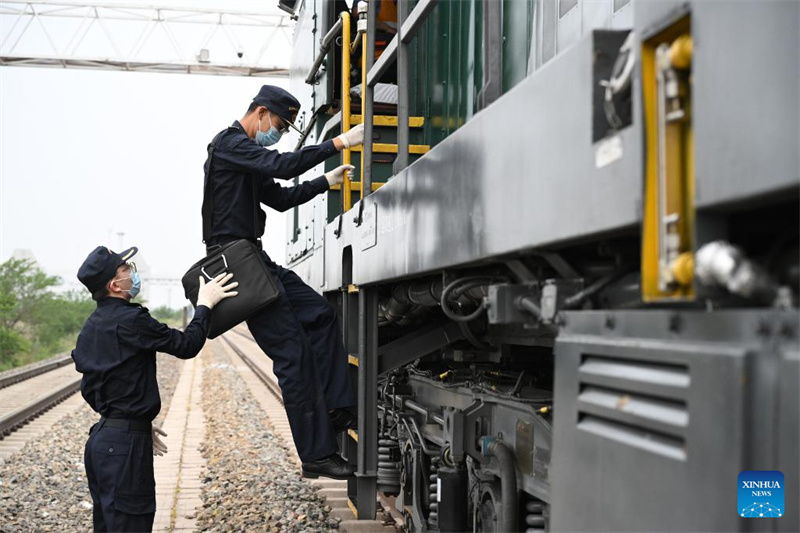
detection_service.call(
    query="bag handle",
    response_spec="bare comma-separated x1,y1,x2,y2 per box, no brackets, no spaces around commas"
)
200,253,229,280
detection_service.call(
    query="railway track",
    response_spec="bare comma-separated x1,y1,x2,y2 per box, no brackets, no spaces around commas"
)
0,353,74,390
0,355,82,440
219,328,400,532
220,329,284,404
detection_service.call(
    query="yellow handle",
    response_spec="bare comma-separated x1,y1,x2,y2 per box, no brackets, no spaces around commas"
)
341,11,352,212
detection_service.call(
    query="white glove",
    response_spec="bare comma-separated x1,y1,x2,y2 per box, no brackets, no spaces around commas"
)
336,123,365,149
152,425,168,456
325,164,355,187
197,272,238,309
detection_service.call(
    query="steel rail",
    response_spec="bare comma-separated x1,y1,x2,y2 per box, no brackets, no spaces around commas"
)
220,332,283,406
0,376,82,438
0,353,73,390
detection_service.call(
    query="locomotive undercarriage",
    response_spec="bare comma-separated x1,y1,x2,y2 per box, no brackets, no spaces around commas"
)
350,258,564,532
341,235,607,531
335,220,798,532
375,367,553,532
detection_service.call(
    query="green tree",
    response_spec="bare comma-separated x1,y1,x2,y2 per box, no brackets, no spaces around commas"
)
0,326,28,366
151,305,183,326
0,258,59,366
33,290,95,356
0,259,97,369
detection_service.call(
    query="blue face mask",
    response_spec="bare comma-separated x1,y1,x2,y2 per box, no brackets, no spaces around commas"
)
114,271,141,299
127,271,142,299
255,112,283,147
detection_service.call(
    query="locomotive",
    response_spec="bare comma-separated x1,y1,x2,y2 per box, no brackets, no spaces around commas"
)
278,0,799,530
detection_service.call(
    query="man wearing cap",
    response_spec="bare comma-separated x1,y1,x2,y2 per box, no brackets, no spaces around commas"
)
72,246,238,532
202,85,363,480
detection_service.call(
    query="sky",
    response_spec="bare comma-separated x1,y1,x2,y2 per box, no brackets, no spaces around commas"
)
1,0,300,308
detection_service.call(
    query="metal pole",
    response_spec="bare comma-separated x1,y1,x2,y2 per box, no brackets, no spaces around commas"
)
356,286,378,519
359,3,367,200
342,285,359,507
395,0,410,173
477,0,502,110
305,17,343,84
362,0,376,198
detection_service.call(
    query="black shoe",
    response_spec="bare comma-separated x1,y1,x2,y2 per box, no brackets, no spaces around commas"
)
302,453,355,480
329,407,357,433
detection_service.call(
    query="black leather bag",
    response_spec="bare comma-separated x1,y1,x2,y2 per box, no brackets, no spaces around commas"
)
181,128,281,339
182,239,280,338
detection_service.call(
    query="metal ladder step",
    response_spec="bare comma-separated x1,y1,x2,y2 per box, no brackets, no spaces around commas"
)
349,114,425,127
329,182,384,192
350,143,430,155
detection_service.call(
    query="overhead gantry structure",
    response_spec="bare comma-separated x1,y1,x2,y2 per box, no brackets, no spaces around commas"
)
0,0,294,76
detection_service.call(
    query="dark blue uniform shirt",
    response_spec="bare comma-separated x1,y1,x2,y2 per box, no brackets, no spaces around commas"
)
204,120,335,243
71,298,211,421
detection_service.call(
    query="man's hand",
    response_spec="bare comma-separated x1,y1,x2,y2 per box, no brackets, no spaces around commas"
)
325,164,355,187
153,425,168,456
335,123,365,149
197,272,238,309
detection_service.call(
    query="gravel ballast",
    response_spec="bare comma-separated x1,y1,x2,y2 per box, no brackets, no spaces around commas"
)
194,342,339,533
0,353,184,531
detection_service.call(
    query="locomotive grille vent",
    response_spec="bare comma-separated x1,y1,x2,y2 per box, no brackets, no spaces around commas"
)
576,354,690,461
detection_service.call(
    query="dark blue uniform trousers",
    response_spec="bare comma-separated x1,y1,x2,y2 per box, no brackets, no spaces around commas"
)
84,422,155,532
246,252,355,462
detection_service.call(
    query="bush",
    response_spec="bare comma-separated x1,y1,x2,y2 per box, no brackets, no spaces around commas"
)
32,291,95,357
151,305,184,326
0,258,94,370
0,328,28,368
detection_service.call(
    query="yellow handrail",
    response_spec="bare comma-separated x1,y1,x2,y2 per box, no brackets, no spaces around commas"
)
341,11,353,212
